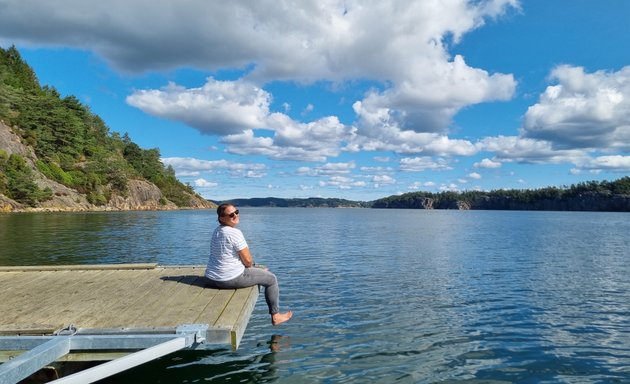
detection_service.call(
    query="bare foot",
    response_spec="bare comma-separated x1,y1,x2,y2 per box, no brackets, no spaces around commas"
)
271,311,293,326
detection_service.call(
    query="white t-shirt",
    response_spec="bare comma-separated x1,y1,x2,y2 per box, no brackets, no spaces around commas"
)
205,225,248,281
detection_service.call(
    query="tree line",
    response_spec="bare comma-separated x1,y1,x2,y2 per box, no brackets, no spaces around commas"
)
371,177,630,211
0,46,197,207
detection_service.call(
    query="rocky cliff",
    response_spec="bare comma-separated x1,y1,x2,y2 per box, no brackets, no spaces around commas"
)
0,120,214,212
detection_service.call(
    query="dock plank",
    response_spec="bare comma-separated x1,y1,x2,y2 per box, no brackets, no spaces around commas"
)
1,270,119,326
154,276,210,326
129,274,203,327
0,270,80,324
0,265,259,350
37,268,156,328
92,269,187,327
195,289,236,325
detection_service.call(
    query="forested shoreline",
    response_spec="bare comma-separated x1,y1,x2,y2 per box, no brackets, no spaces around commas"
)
221,177,630,211
0,46,213,211
369,177,630,211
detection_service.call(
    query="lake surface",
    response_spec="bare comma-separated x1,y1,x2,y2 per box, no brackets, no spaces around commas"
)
1,208,629,383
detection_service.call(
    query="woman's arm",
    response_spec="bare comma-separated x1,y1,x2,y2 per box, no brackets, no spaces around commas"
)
238,247,254,268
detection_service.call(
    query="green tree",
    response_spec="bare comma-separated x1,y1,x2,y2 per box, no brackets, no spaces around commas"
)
0,153,52,206
0,46,208,209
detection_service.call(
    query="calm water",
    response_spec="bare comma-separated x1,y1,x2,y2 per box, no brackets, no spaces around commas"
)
1,208,629,383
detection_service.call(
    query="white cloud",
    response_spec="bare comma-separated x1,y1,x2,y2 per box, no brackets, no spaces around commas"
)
474,158,502,169
0,1,520,83
194,178,218,188
408,181,436,190
475,65,630,173
130,78,354,162
440,183,460,191
372,174,396,185
319,176,366,189
574,155,630,172
353,54,516,136
297,161,356,176
174,171,201,177
523,65,630,151
468,172,482,179
2,0,519,161
127,79,270,135
302,103,314,116
350,103,480,156
479,136,587,164
162,157,267,177
399,157,453,172
360,166,394,172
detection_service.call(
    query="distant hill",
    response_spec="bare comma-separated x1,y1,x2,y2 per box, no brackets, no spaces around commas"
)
216,177,630,212
215,197,369,208
0,46,214,212
371,178,630,212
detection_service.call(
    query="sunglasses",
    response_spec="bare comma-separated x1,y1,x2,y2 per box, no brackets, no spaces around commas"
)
224,209,239,218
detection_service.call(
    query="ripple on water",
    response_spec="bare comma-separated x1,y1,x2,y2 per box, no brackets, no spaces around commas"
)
2,209,630,383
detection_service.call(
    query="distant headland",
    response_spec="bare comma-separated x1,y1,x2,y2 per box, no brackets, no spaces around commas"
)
217,177,630,212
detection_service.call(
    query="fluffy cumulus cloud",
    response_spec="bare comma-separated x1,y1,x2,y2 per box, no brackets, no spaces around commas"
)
574,155,630,172
194,178,218,188
523,65,630,151
348,102,479,156
126,79,270,135
127,77,354,161
372,174,396,186
476,66,630,171
0,0,518,80
0,0,519,162
161,157,267,178
479,136,587,165
474,158,502,169
352,54,516,137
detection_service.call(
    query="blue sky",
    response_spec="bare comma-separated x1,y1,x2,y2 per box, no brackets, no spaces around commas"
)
1,0,629,201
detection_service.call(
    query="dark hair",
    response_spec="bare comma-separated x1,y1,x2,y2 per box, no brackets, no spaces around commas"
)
216,203,234,222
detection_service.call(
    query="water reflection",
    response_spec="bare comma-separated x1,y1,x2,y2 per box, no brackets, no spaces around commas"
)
100,335,288,383
0,210,215,265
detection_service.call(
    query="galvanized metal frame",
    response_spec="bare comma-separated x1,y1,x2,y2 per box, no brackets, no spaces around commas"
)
0,324,210,384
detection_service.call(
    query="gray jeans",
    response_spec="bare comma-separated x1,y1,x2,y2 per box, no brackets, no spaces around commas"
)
205,267,280,315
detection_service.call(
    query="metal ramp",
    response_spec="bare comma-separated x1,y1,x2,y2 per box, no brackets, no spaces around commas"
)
0,324,209,383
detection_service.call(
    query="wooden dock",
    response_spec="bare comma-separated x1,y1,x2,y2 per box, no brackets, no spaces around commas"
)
0,264,259,353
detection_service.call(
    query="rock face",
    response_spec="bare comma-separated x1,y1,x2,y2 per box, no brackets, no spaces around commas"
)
0,120,34,159
0,120,215,212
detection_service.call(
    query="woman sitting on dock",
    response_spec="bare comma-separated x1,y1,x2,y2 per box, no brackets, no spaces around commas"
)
204,203,293,326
